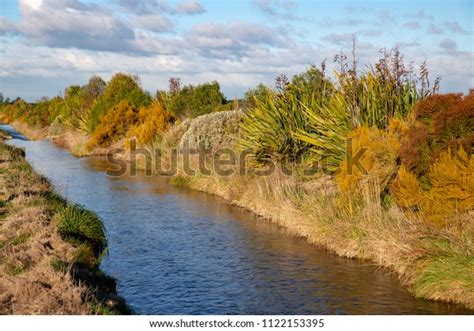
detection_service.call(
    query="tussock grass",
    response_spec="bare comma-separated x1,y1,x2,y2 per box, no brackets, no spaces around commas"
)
169,175,190,187
57,205,107,257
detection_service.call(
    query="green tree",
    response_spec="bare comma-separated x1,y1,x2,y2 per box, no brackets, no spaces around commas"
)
243,83,271,110
88,73,151,131
163,80,226,118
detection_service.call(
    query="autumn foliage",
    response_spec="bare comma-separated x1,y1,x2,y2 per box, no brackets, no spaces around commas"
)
392,148,474,225
336,119,406,194
87,100,139,148
400,93,474,178
127,102,174,146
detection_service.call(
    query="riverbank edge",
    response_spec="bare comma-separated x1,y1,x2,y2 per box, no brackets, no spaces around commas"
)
173,172,474,311
0,129,130,314
5,122,474,312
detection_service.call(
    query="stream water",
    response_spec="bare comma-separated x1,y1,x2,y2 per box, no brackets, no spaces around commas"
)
1,124,470,314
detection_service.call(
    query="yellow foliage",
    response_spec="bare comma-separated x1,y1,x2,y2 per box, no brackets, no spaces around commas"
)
127,102,174,146
390,165,424,209
87,100,139,149
392,147,474,225
336,124,400,193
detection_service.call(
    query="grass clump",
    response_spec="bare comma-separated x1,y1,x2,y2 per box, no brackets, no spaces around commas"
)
5,261,30,276
411,238,474,304
170,175,190,187
10,232,30,246
57,204,107,258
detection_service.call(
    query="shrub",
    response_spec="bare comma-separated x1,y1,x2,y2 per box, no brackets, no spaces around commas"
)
400,93,474,178
126,102,174,146
241,65,333,163
392,147,474,225
160,79,227,118
88,73,151,131
179,110,241,151
87,100,139,148
336,122,403,194
242,83,271,110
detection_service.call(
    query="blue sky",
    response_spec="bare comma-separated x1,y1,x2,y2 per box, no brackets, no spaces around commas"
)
0,0,472,101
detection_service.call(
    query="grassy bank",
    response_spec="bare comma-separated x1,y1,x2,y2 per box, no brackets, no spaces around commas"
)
0,133,129,314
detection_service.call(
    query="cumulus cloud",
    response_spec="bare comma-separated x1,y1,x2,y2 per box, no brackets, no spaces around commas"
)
395,41,421,48
428,24,444,34
186,21,284,59
7,0,136,52
402,21,421,30
444,21,468,34
115,0,166,14
253,0,298,20
133,14,174,32
175,0,206,15
321,33,354,45
115,0,205,15
439,38,458,52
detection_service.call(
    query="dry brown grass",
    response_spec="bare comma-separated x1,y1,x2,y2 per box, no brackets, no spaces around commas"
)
0,140,124,314
10,121,48,140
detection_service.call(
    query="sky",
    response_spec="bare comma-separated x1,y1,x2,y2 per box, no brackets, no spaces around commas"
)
0,0,472,101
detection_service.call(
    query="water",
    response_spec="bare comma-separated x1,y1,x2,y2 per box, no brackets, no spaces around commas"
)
2,124,471,314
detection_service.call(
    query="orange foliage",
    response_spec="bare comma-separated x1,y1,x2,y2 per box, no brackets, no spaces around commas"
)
127,102,174,146
392,147,474,225
87,100,139,149
336,121,403,193
400,93,474,176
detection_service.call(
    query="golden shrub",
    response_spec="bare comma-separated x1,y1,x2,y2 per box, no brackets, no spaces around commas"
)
87,100,139,149
392,147,474,225
127,102,174,146
336,124,401,193
390,165,424,209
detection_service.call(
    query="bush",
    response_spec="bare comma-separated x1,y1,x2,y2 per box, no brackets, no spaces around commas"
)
160,79,226,118
127,102,175,146
87,100,139,148
400,93,474,178
179,110,240,151
242,83,271,110
88,73,151,131
241,65,333,163
392,147,473,225
336,121,404,194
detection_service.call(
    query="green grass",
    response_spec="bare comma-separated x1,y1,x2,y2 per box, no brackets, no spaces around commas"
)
5,262,29,276
73,243,97,267
57,204,107,257
170,175,190,187
10,232,30,246
50,258,69,273
411,238,474,304
90,302,117,315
